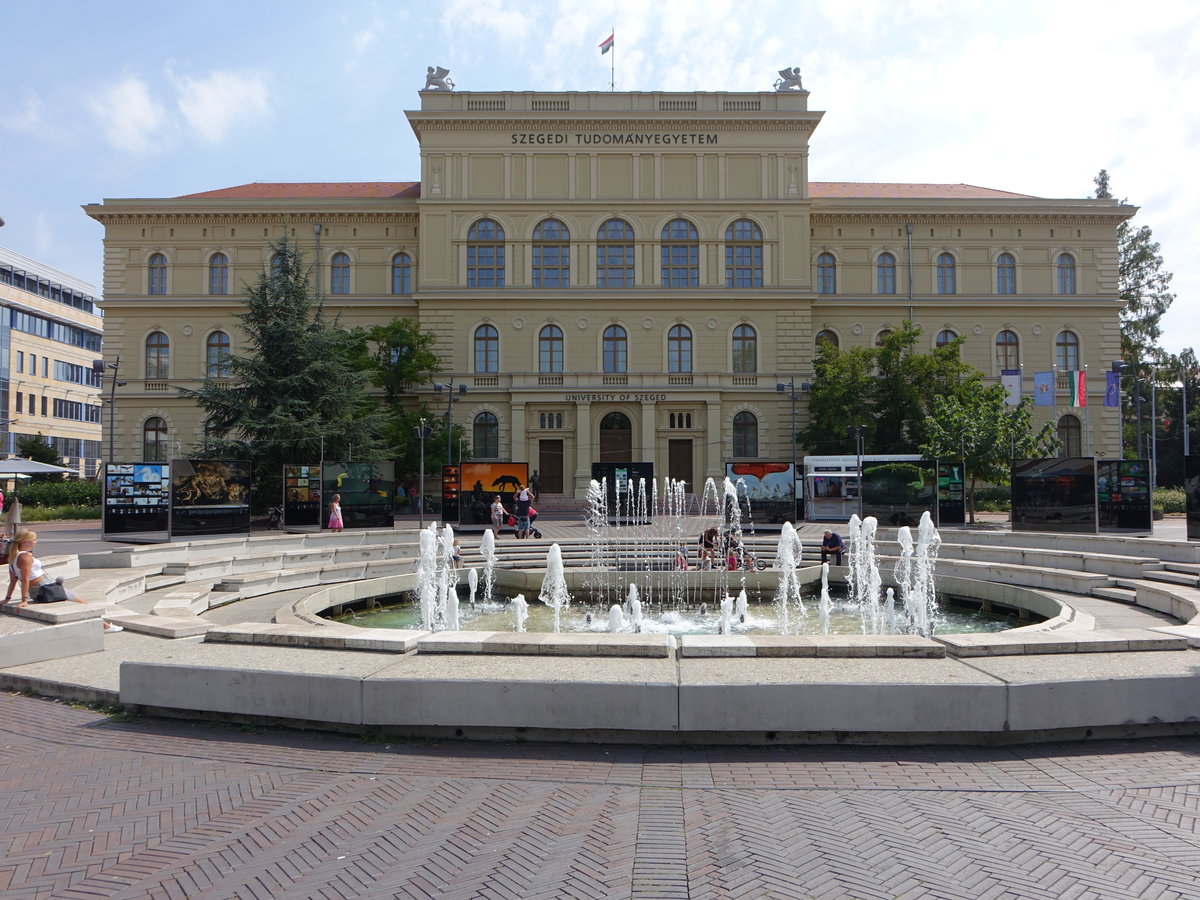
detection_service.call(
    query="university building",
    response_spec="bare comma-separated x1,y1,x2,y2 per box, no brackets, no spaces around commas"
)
0,245,104,475
83,83,1134,499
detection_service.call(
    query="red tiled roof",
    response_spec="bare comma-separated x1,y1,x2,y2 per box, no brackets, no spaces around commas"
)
178,182,421,199
810,182,1036,199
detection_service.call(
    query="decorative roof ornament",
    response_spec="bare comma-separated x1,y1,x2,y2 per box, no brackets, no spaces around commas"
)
423,66,455,91
774,67,804,91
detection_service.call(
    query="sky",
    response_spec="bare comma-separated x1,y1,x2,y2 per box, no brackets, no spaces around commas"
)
3,0,1199,353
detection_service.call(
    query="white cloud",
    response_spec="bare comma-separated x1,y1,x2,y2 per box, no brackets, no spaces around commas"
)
88,77,170,154
3,90,46,132
172,69,271,144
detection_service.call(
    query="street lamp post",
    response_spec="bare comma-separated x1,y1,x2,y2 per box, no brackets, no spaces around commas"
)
103,356,127,464
776,377,808,521
847,424,868,519
434,381,467,464
414,418,433,529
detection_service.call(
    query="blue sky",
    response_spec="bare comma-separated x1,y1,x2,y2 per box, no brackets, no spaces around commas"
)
4,0,1199,353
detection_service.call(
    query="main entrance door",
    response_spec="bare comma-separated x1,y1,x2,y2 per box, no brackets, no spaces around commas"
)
538,440,564,494
598,411,633,462
668,439,693,492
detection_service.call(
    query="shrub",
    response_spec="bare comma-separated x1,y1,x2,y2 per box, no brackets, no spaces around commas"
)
8,480,101,508
1155,488,1186,515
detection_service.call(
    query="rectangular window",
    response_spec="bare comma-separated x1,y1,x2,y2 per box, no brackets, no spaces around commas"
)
15,393,22,413
41,396,48,417
16,351,23,373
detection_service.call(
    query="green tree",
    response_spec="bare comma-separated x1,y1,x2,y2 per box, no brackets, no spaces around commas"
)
17,433,60,464
178,237,384,507
800,340,876,454
921,381,1060,523
354,318,442,405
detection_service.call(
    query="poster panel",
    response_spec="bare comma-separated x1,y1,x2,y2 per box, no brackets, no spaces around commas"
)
591,462,654,522
861,459,937,527
282,464,322,528
1097,459,1152,532
726,461,799,525
936,460,967,526
441,465,460,523
1011,457,1097,534
457,462,529,527
320,461,395,529
170,460,252,537
102,462,171,540
1186,456,1200,541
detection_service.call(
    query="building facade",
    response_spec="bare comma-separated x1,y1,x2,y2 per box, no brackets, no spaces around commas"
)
0,246,104,475
84,86,1133,497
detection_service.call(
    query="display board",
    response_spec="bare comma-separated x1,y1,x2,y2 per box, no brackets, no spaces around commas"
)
170,460,252,537
102,462,170,540
861,459,937,527
591,462,655,523
456,462,529,527
282,464,322,529
320,461,395,529
1186,456,1200,541
1011,457,1097,533
726,461,800,524
936,461,967,525
1097,459,1152,532
441,465,460,523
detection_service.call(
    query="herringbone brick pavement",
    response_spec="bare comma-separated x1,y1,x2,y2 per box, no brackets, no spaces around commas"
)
3,692,1200,899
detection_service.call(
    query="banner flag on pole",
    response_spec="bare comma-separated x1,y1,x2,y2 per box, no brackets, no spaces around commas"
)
1069,370,1086,407
1000,370,1021,406
599,33,614,54
1105,370,1121,407
1033,371,1055,406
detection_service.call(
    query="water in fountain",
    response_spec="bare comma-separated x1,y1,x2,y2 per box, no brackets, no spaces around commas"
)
719,595,732,634
538,543,572,633
608,604,625,632
818,563,832,634
440,524,459,631
901,511,943,637
479,529,497,603
773,521,805,634
467,567,478,609
847,515,886,634
510,594,528,632
735,590,748,624
416,526,438,630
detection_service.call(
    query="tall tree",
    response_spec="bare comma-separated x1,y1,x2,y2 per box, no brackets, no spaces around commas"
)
179,238,384,506
921,382,1060,523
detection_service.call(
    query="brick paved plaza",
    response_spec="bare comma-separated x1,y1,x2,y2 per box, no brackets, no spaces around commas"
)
3,691,1200,899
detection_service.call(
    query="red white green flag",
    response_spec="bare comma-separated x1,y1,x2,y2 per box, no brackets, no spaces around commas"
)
1069,370,1086,407
599,33,614,54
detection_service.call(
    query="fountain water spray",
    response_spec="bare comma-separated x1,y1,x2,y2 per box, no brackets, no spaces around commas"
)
818,563,832,634
467,567,478,609
538,543,572,633
510,594,528,632
772,521,805,634
608,605,625,632
479,529,497,603
719,595,733,634
440,524,459,630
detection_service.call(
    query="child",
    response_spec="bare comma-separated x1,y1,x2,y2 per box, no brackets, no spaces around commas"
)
328,493,343,533
674,543,689,571
451,538,462,568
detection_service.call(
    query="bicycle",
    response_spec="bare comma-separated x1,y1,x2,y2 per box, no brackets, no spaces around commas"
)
266,505,284,529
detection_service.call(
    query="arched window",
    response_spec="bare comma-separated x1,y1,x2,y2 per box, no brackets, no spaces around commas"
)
474,324,499,373
532,219,570,288
732,324,757,373
817,252,836,294
668,324,692,373
208,253,228,295
875,329,893,347
467,218,505,287
539,324,563,373
996,253,1016,295
725,218,763,287
145,331,170,379
937,253,956,294
815,329,839,349
597,218,634,287
473,412,499,458
206,331,231,378
1057,253,1076,295
995,330,1019,370
270,252,286,278
1056,330,1079,371
1057,414,1082,457
143,416,168,462
935,329,958,350
661,218,698,287
391,253,412,294
603,324,627,374
148,253,167,295
330,252,350,295
732,411,758,457
876,252,896,294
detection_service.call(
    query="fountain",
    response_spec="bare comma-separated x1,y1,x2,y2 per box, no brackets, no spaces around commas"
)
538,543,571,632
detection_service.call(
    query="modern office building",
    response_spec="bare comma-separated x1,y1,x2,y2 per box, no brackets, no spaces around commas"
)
0,245,104,475
83,82,1134,498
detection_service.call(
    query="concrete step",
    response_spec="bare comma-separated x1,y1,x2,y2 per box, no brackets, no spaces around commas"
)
1091,586,1138,604
1163,561,1200,576
1144,570,1200,588
103,610,212,638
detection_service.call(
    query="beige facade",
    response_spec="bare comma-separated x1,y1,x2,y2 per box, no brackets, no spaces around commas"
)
84,88,1133,496
0,246,104,476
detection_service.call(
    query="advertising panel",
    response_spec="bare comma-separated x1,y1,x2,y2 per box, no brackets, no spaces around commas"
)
320,461,395,529
170,460,252,537
936,460,967,525
457,462,529,527
861,459,937,527
726,461,799,525
282,464,322,528
591,462,654,523
1011,457,1097,533
1097,459,1152,532
102,462,170,540
441,465,460,523
1186,456,1200,541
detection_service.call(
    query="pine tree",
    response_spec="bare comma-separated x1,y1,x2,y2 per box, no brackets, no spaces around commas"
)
178,237,383,505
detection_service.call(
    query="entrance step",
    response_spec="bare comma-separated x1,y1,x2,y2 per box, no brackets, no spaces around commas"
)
1091,586,1137,604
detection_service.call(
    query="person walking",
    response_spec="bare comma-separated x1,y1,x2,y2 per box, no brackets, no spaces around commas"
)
328,494,344,533
490,495,505,537
514,483,532,539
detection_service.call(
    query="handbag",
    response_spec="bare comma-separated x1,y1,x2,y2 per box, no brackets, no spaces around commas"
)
38,580,69,603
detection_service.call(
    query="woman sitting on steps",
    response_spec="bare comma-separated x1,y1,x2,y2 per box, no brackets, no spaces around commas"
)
3,529,123,632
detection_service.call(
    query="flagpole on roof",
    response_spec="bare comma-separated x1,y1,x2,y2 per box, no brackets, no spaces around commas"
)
610,27,615,91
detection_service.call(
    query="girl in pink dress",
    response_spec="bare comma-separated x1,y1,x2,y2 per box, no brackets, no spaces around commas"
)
328,494,344,532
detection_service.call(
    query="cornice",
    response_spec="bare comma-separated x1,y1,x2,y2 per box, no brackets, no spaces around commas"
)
810,212,1130,225
85,212,420,225
411,117,817,133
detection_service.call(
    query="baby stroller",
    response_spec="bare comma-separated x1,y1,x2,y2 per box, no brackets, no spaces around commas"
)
529,507,542,539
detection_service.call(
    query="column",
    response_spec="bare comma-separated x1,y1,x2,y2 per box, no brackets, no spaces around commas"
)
510,402,527,465
640,401,656,463
573,401,592,497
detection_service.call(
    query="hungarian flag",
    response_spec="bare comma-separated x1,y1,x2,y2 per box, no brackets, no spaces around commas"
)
599,33,614,54
1069,370,1086,407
